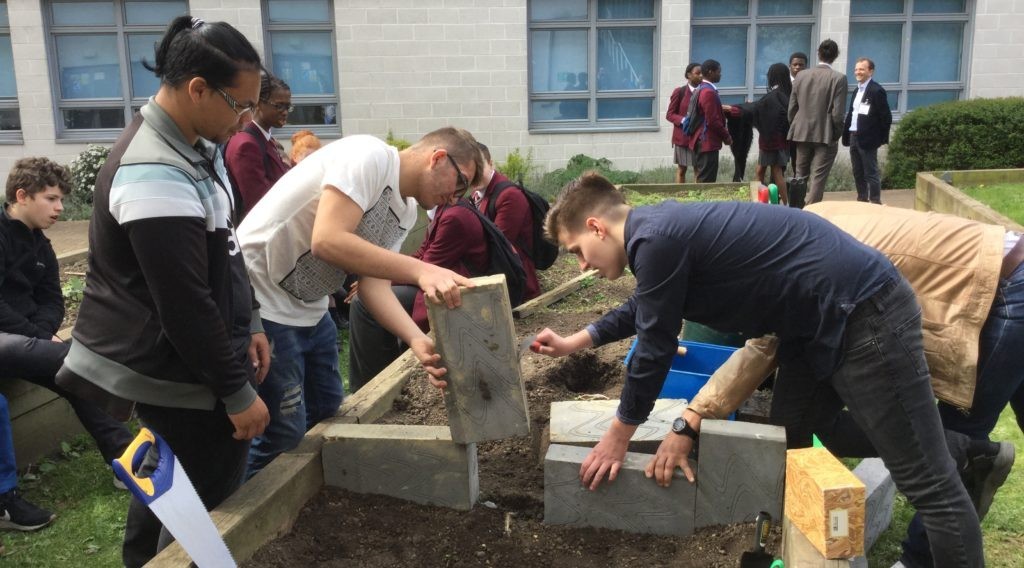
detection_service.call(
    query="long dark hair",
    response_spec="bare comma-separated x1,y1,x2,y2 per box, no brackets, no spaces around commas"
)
767,63,792,96
144,15,261,89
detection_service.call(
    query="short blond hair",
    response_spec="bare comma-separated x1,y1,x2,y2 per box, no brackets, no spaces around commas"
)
545,171,627,241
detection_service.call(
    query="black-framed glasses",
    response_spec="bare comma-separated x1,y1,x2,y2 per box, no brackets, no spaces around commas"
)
445,153,471,199
215,87,255,117
265,101,294,113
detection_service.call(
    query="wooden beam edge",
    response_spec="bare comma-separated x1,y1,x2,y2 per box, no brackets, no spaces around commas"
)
513,269,599,318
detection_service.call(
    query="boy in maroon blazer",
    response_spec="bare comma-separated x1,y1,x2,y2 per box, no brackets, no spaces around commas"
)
687,59,732,183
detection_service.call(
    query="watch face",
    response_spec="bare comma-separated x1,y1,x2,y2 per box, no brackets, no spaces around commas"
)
672,417,686,433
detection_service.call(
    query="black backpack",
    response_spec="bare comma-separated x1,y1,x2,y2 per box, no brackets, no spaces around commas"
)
484,181,559,270
453,200,527,306
681,84,706,136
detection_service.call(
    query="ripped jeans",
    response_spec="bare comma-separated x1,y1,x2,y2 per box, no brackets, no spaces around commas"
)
246,313,343,478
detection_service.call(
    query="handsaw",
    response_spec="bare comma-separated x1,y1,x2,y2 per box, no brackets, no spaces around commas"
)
113,428,237,568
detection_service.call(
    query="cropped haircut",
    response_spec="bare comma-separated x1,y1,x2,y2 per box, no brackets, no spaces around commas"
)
817,39,839,64
856,57,876,71
789,52,808,65
6,157,72,202
413,127,486,187
701,59,721,74
685,62,701,77
260,72,290,102
767,63,792,96
545,172,627,241
144,15,261,89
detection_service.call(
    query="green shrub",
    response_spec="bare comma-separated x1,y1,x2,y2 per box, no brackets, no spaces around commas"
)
496,147,536,186
532,154,643,199
385,129,411,150
885,97,1024,189
63,144,110,220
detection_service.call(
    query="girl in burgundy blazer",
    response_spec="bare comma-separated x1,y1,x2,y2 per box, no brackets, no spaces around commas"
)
225,73,292,216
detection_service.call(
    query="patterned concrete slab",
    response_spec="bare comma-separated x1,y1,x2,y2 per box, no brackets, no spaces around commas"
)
427,274,530,444
544,444,697,536
695,419,786,527
852,458,895,554
783,516,866,567
322,423,478,511
549,398,688,453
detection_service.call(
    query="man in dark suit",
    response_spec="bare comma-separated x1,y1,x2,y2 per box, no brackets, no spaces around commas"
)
842,58,892,204
787,39,847,204
688,59,732,183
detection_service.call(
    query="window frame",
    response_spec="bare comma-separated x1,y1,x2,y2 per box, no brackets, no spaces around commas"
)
0,0,21,143
44,0,188,142
261,0,341,139
527,0,661,134
847,0,973,117
690,0,818,105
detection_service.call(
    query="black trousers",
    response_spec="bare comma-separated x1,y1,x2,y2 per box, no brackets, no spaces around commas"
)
694,145,720,183
122,402,250,568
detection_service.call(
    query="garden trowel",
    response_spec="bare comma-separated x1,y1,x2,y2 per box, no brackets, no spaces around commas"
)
113,428,236,568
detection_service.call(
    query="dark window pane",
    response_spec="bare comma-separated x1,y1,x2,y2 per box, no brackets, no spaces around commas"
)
531,0,587,21
909,22,963,82
267,0,329,23
691,25,747,88
597,0,654,19
531,29,587,93
755,24,811,87
62,107,125,129
125,1,187,25
850,0,904,15
847,23,902,84
693,0,747,18
597,28,654,90
0,107,20,130
531,99,588,121
914,0,965,13
51,2,115,26
288,103,337,126
907,90,958,110
758,0,813,16
720,94,747,105
597,97,653,119
270,31,336,96
0,35,16,98
56,35,122,99
128,34,161,98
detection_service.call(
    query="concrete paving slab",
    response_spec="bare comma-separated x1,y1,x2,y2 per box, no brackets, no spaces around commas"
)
782,516,866,567
852,458,895,554
427,274,530,444
544,444,696,536
695,419,786,527
322,423,478,511
550,398,688,453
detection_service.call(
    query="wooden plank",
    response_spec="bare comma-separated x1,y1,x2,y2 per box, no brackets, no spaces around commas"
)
782,516,859,567
56,247,89,266
336,347,421,425
513,269,599,318
785,447,866,559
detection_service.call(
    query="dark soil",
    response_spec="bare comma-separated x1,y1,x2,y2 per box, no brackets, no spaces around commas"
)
247,255,783,567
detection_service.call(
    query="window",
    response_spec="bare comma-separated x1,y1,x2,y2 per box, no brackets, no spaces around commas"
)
690,0,815,105
0,1,20,139
45,0,188,138
262,0,339,134
848,0,971,115
528,0,659,132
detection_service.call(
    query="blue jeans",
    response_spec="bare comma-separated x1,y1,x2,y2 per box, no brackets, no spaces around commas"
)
246,313,343,478
902,262,1024,567
0,395,16,493
772,278,984,567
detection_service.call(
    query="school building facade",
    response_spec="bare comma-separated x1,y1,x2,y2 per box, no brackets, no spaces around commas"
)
2,0,1023,182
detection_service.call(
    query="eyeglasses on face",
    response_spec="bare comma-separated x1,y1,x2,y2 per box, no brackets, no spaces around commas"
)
215,87,256,117
445,153,471,199
265,101,294,113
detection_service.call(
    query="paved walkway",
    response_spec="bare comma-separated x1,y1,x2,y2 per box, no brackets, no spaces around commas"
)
44,189,916,258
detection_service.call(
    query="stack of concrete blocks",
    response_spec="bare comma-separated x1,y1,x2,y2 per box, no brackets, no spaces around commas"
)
783,447,868,566
544,412,787,537
321,275,530,510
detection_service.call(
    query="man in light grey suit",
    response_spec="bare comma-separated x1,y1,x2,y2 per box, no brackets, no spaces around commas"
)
788,39,847,204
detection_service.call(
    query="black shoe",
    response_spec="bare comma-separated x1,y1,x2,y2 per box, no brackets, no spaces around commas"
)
962,441,1015,520
0,489,56,531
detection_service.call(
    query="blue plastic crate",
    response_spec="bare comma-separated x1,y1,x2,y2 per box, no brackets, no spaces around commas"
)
623,339,739,414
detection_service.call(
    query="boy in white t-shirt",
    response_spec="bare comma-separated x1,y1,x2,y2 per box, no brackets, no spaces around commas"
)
239,127,483,476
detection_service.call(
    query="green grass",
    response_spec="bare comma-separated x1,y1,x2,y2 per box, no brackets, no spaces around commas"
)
4,436,129,567
960,183,1024,226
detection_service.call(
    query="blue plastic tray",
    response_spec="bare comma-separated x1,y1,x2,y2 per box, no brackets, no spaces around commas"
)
624,338,739,414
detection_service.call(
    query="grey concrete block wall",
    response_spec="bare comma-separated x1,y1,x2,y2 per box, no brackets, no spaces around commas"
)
695,419,786,527
427,275,530,444
544,444,697,536
852,458,895,554
322,423,478,511
549,398,688,453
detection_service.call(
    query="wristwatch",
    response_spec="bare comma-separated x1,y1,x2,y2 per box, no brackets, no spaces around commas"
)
671,416,699,441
